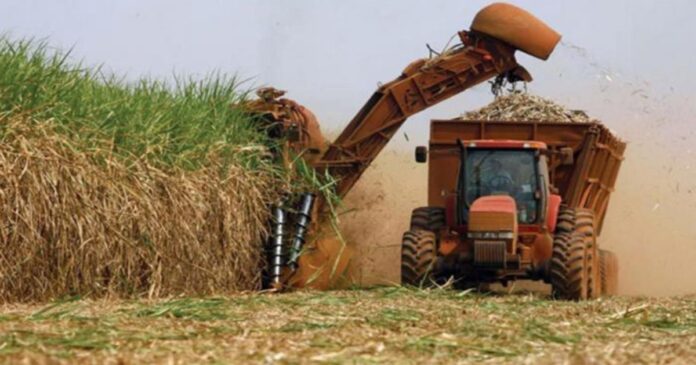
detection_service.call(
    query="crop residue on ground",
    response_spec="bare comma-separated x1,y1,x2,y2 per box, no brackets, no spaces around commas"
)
0,288,694,364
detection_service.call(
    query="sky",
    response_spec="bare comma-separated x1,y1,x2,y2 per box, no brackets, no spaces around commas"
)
1,0,695,148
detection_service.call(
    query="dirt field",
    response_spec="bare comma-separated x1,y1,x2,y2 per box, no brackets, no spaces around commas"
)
0,288,693,364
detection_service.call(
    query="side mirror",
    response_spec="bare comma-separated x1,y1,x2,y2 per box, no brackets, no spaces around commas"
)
559,147,574,165
415,146,428,163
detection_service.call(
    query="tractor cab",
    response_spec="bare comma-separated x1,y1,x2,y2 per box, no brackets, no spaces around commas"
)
457,140,549,226
447,140,553,272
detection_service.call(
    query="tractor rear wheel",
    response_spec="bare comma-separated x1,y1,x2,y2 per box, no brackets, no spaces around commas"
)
401,229,438,287
550,207,599,300
599,249,619,296
576,209,600,298
410,207,445,232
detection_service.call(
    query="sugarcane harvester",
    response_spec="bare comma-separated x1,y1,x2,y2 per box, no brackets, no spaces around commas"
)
244,4,619,296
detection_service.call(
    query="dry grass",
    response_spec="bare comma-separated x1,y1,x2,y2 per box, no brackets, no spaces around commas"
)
462,92,594,123
0,37,265,170
0,287,693,364
0,118,282,302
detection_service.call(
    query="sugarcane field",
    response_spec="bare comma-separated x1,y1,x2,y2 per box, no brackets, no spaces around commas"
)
1,2,695,364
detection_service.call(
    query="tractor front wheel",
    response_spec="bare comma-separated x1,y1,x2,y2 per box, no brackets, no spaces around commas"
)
410,207,445,232
401,230,438,287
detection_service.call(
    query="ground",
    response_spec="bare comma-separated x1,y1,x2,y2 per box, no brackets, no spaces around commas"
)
0,287,694,364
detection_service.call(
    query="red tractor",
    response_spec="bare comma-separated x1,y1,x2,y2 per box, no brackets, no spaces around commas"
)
403,120,624,299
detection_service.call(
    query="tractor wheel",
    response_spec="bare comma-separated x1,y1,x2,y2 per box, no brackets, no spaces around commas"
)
550,207,599,300
599,249,619,296
576,209,600,298
401,229,438,287
410,207,445,232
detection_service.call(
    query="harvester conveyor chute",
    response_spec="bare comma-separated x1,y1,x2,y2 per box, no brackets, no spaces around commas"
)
247,3,562,290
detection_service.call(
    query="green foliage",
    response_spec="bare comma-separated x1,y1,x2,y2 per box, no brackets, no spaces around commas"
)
0,37,270,170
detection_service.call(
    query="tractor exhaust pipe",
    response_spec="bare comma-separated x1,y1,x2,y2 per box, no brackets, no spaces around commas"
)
288,193,315,270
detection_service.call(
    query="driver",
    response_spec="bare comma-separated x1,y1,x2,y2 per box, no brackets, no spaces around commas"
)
484,159,514,193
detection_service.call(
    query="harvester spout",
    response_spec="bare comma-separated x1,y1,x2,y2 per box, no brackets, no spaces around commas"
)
471,3,561,60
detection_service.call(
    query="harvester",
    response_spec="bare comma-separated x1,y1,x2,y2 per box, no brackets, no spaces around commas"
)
244,3,624,299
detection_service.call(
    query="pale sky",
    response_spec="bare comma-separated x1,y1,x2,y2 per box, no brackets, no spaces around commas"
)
1,1,695,148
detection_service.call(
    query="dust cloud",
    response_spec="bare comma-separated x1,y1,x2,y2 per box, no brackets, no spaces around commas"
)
339,150,427,286
602,147,696,296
